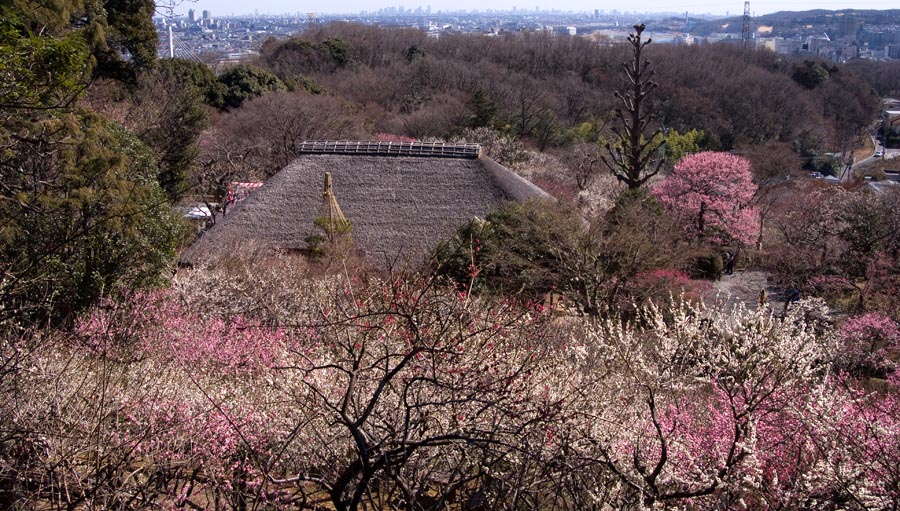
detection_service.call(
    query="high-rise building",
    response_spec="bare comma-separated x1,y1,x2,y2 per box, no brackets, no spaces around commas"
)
188,8,195,22
837,13,860,38
202,10,211,20
888,45,900,59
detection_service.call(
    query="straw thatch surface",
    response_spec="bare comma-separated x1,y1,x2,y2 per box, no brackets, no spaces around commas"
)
183,154,549,265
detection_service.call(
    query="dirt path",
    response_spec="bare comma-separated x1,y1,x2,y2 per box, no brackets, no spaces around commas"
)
707,270,783,311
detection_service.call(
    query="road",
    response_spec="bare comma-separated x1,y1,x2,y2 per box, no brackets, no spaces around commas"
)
845,133,900,180
822,101,898,182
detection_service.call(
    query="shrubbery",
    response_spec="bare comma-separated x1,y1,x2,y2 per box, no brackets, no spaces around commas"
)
433,194,694,316
5,265,900,510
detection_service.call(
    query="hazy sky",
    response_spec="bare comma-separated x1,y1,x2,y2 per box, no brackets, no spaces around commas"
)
170,0,898,18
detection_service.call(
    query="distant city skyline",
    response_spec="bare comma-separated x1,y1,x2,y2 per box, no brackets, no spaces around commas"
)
165,0,898,18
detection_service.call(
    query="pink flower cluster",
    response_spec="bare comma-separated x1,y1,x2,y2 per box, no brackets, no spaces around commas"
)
837,313,900,376
75,291,287,374
654,151,760,245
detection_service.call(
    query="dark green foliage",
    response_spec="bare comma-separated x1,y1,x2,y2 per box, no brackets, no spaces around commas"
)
604,189,666,233
0,10,90,110
125,60,215,201
399,57,433,114
2,0,82,34
607,187,665,219
217,64,285,109
0,113,180,324
792,60,830,89
533,110,563,151
261,36,354,78
433,200,584,299
262,38,320,77
320,38,353,66
284,75,326,95
156,58,228,107
600,189,673,275
3,0,156,85
99,0,158,72
132,66,210,201
811,153,841,176
304,217,353,259
0,0,180,325
688,249,725,280
404,44,426,63
886,131,900,149
794,130,826,169
433,193,686,315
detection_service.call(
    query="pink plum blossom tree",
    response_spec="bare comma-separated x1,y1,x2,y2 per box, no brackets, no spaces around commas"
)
654,151,760,246
838,312,900,377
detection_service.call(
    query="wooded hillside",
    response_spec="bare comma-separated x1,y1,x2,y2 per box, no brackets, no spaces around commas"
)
191,23,878,202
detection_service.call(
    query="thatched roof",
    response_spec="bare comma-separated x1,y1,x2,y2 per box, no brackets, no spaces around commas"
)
182,145,549,265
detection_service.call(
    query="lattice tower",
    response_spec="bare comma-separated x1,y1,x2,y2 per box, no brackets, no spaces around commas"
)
742,1,751,50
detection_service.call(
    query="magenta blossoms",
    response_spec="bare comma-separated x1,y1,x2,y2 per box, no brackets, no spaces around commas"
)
838,312,900,376
654,151,760,245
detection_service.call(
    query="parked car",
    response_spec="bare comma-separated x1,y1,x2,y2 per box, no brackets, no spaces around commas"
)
875,149,884,158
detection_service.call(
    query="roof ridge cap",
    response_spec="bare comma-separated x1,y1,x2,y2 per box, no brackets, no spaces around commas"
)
297,140,482,159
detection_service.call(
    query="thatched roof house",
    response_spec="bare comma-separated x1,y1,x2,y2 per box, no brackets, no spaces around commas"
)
183,141,550,265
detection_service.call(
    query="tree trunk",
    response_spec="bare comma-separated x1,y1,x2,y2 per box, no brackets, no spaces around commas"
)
698,201,706,239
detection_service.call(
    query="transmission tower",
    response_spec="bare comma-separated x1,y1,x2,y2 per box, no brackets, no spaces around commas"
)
741,1,751,50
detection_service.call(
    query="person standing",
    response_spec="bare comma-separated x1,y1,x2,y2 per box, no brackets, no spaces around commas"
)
723,251,735,275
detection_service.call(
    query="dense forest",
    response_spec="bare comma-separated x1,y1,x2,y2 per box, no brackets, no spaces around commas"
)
170,23,878,209
3,2,900,509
